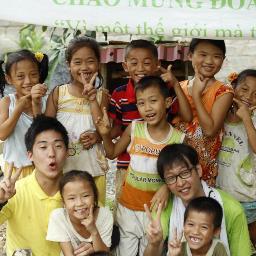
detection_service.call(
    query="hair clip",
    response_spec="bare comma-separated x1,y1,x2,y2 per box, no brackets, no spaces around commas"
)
34,52,44,63
227,72,238,83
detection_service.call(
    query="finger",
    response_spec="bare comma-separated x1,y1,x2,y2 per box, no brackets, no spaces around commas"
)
158,66,167,74
89,72,98,86
5,162,14,179
12,167,22,182
89,205,94,217
233,98,243,106
167,64,172,71
81,73,87,85
173,226,178,240
156,203,163,221
249,106,256,111
144,204,153,222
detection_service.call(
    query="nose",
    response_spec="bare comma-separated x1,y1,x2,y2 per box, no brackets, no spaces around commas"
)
48,145,56,158
75,196,83,206
24,75,32,84
81,61,89,70
137,62,145,72
176,175,185,187
204,55,213,64
192,225,200,234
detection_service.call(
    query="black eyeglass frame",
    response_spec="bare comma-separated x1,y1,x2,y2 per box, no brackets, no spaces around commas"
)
164,166,195,185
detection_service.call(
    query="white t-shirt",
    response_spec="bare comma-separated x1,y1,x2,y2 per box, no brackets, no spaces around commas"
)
217,113,256,202
46,207,113,252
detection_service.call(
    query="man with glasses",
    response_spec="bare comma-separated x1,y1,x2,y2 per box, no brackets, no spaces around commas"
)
144,144,251,256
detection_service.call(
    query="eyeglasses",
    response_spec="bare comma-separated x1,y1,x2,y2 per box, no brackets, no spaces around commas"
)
164,167,195,185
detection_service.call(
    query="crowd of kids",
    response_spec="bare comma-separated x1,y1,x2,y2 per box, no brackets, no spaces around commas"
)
0,35,254,256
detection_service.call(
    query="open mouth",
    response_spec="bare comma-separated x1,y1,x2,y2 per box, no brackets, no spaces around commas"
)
49,162,57,170
189,236,201,244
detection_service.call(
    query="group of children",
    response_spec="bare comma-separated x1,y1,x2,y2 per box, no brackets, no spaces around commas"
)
0,35,254,256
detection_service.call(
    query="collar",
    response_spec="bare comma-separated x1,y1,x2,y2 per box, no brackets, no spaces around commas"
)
126,79,136,103
31,170,61,201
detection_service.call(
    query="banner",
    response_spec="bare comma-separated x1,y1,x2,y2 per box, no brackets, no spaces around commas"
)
0,0,256,39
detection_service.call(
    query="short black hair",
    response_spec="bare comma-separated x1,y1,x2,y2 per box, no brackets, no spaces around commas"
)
157,144,199,180
124,39,158,60
135,76,170,99
184,197,223,229
59,170,99,208
25,115,69,152
189,38,226,56
88,251,110,256
231,69,256,89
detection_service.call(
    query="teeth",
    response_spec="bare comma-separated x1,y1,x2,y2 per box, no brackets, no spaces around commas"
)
190,237,200,243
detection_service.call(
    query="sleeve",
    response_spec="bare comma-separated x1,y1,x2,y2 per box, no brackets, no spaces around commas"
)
213,242,229,256
108,89,122,125
0,199,14,224
221,192,251,256
96,207,114,247
46,209,71,242
216,84,234,99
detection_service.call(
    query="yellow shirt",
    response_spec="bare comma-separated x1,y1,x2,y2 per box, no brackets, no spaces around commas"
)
0,171,62,256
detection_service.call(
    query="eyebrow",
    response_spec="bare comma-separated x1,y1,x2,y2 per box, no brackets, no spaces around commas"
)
37,139,64,144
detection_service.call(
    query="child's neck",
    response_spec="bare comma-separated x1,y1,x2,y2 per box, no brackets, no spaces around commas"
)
70,218,91,238
147,121,170,141
227,106,241,123
191,242,212,256
69,81,85,97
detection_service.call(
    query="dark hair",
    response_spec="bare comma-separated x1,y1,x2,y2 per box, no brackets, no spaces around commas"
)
157,144,199,179
0,60,5,97
189,38,226,56
88,251,110,256
184,197,223,229
231,69,256,89
135,76,170,99
124,39,158,60
0,49,48,96
65,36,103,87
25,115,69,152
59,170,99,208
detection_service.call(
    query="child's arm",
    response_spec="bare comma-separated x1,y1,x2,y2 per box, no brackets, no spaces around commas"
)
160,65,192,123
0,95,30,140
192,66,233,137
81,206,109,252
96,108,131,159
44,86,59,117
60,242,75,256
144,203,164,256
60,241,94,256
150,184,169,210
234,98,256,153
31,83,47,116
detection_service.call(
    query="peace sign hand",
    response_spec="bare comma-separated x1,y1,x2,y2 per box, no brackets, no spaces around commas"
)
81,72,98,102
0,163,22,203
81,205,97,235
159,65,179,88
192,65,210,96
144,203,163,246
168,227,183,256
233,98,256,120
95,107,111,136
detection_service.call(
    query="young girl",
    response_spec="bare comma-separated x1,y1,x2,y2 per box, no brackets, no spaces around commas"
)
47,170,113,255
0,49,48,178
173,38,233,186
217,69,256,249
42,36,109,206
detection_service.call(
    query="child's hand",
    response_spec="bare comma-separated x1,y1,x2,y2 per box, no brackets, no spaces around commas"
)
0,163,22,203
168,228,183,256
31,83,47,104
16,94,32,111
81,206,98,235
95,107,111,136
144,203,164,246
74,242,94,255
192,65,210,96
150,184,169,211
233,98,256,120
79,131,100,149
81,72,98,102
159,65,179,87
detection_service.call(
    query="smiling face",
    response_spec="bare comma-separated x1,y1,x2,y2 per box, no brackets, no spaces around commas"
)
62,179,95,223
189,41,224,79
164,162,204,206
136,85,171,127
184,210,220,254
122,48,160,83
28,130,68,181
68,46,100,86
6,59,40,97
235,76,256,108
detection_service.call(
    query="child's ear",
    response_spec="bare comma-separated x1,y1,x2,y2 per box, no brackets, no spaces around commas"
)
5,75,12,85
27,151,33,161
122,62,129,73
188,52,193,61
165,97,172,109
195,164,203,178
213,227,221,238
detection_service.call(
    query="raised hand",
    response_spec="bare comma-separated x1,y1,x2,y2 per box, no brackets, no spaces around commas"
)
95,107,111,136
168,228,183,256
16,94,32,111
74,242,94,256
159,65,179,87
0,163,22,203
81,205,97,235
31,83,47,104
192,65,210,96
233,98,256,120
150,184,169,211
81,72,98,101
144,203,163,246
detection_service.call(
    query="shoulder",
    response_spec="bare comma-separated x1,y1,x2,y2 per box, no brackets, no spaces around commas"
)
49,208,65,219
96,207,113,226
213,240,228,255
111,84,129,99
214,81,234,96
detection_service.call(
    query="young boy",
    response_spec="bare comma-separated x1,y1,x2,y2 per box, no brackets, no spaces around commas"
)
97,76,187,255
169,197,228,256
109,40,191,198
0,115,69,256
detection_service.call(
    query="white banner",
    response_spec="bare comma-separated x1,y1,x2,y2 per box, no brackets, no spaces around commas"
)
0,0,256,39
